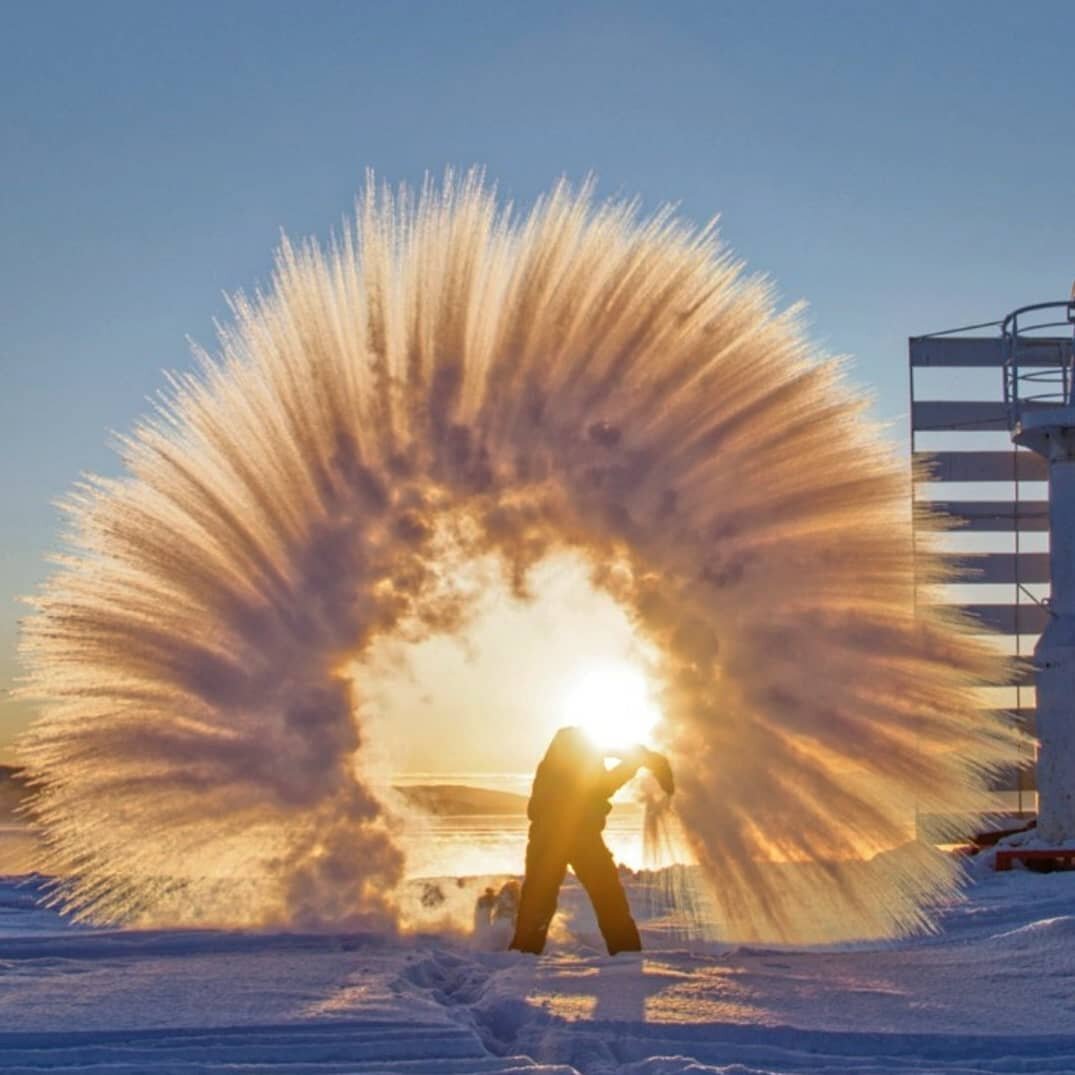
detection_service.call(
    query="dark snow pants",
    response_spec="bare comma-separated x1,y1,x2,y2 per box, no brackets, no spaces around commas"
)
510,827,642,955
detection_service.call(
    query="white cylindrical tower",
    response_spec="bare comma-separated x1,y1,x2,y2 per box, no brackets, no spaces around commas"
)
1006,298,1075,842
1014,415,1075,841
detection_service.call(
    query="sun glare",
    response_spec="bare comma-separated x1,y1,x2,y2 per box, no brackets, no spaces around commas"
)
562,659,662,751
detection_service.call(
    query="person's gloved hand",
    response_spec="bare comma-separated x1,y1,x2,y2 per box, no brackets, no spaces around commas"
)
642,748,675,796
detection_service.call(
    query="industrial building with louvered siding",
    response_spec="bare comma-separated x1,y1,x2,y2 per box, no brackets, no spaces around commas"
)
909,309,1074,815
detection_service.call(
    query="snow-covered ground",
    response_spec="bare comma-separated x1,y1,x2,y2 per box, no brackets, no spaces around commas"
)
2,859,1075,1075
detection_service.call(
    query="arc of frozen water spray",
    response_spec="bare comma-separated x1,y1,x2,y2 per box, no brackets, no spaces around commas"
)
17,170,1025,941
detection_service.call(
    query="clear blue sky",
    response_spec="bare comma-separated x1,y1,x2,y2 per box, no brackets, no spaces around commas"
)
2,0,1072,755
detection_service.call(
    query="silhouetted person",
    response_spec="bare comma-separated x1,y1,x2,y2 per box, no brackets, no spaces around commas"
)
510,726,674,956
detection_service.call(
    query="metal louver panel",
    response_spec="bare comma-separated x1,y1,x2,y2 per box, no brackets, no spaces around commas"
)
913,451,1048,482
1009,707,1037,733
910,336,1071,368
912,400,1058,431
1005,663,1037,688
957,603,1051,634
925,501,1049,531
945,552,1050,584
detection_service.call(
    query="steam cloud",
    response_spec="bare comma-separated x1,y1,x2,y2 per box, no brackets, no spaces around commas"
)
17,172,1024,941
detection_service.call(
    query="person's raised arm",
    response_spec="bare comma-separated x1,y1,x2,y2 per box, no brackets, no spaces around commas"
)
598,746,675,798
597,756,636,799
597,752,644,798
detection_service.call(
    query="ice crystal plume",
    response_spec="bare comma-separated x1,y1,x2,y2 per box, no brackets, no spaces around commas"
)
17,172,1024,940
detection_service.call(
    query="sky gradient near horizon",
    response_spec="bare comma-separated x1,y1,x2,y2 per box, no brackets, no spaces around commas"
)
2,1,1074,761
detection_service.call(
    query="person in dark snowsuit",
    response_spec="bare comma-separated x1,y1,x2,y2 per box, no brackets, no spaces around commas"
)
509,726,674,956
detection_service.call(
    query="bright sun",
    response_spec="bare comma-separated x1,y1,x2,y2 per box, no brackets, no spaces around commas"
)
561,659,662,751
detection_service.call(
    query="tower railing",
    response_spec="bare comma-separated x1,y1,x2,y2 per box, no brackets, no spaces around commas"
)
1002,300,1075,430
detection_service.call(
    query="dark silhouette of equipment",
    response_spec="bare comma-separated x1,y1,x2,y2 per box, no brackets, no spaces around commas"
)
509,726,674,955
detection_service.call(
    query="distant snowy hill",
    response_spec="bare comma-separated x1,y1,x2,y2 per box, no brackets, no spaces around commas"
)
397,783,528,816
0,766,527,819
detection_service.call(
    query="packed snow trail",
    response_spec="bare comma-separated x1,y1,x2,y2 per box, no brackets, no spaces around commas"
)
3,869,1075,1074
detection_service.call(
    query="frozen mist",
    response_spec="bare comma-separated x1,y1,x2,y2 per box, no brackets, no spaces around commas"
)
15,171,1025,942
